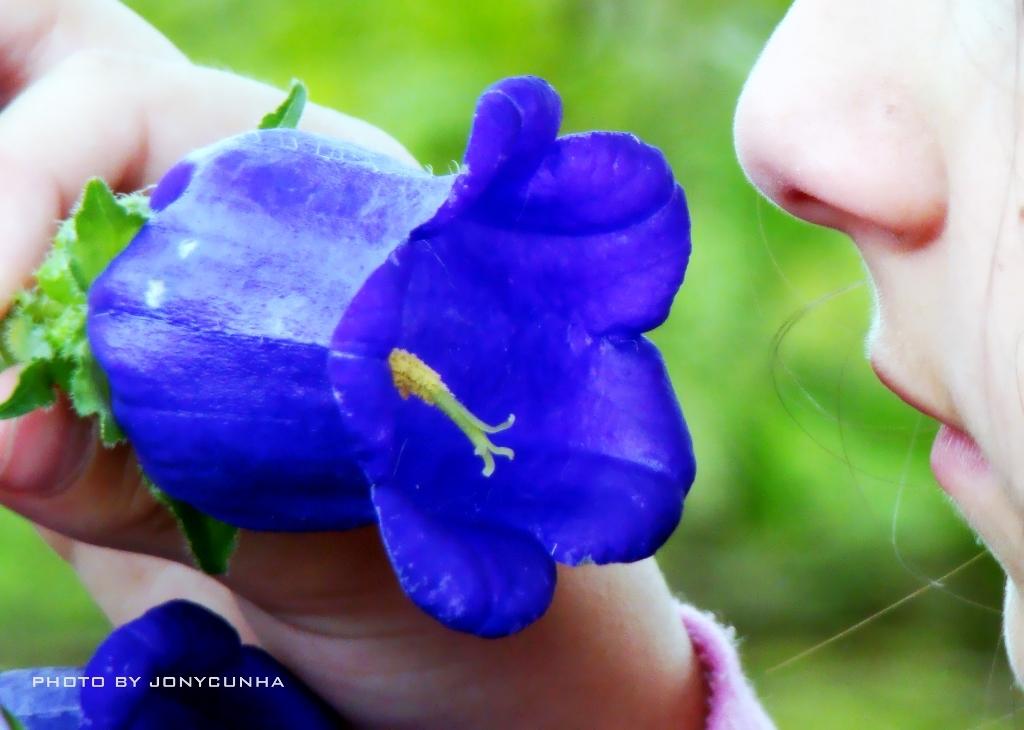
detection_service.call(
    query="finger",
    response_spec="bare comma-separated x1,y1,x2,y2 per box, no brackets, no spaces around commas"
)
0,51,414,302
0,0,183,103
0,55,417,606
1,403,402,624
0,366,392,613
0,49,415,509
0,370,401,620
42,530,258,642
0,369,186,558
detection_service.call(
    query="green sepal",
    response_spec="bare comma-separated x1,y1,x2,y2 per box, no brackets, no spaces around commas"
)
1,706,27,730
0,361,55,418
146,478,239,575
69,355,123,446
259,80,308,130
0,180,149,444
69,180,148,290
1,309,52,364
36,237,79,306
0,89,302,578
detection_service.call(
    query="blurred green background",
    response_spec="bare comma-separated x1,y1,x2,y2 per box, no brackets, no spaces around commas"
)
0,1,1018,727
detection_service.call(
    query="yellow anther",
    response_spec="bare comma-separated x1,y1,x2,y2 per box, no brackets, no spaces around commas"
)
387,347,515,477
388,348,446,403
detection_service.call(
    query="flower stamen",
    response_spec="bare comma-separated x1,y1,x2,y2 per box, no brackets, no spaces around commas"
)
388,348,515,477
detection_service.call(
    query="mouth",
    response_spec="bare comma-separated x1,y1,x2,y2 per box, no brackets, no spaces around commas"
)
929,425,991,494
869,358,990,493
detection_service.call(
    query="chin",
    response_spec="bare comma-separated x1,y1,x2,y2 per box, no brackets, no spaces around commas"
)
1004,580,1024,685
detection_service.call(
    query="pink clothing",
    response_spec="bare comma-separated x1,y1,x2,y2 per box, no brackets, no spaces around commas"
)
679,604,775,729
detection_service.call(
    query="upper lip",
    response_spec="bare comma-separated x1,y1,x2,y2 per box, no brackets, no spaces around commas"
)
869,357,963,431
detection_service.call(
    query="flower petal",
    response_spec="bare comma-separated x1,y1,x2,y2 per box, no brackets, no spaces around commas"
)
81,600,241,728
95,693,209,730
81,601,344,729
328,251,412,483
88,129,454,529
325,76,694,636
0,668,83,729
373,482,557,637
381,337,690,566
421,76,562,231
437,132,690,335
330,241,693,568
89,313,375,531
480,335,693,565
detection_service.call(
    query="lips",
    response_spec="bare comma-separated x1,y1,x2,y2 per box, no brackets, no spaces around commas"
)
869,357,991,492
929,424,991,493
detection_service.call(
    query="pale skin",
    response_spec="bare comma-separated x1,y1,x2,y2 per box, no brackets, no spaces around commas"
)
0,2,705,729
736,0,1024,684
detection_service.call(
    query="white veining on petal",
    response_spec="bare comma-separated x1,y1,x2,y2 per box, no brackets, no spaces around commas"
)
144,280,166,309
177,239,199,259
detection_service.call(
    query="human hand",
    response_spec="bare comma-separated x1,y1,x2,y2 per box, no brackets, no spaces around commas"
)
0,2,704,728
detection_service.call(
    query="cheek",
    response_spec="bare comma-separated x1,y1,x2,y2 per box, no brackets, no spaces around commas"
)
944,208,1024,487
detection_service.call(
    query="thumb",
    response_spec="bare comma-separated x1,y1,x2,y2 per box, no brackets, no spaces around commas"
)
0,367,184,559
0,368,96,495
0,368,408,617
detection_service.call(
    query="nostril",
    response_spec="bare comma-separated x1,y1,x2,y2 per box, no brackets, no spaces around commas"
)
765,176,947,250
776,186,862,237
735,65,948,249
778,188,841,226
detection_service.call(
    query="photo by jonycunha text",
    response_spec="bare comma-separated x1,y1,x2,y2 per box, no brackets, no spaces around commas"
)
30,674,287,690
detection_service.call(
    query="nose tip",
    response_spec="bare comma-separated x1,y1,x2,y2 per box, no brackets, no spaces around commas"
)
734,39,948,248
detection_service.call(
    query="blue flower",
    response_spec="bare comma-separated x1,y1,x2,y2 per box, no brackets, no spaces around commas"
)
328,77,694,635
0,668,83,730
87,76,694,635
80,600,344,729
88,127,454,531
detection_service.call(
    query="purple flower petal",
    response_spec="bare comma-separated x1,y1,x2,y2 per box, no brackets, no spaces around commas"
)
88,131,454,529
89,75,692,637
461,131,690,334
328,76,694,634
422,76,562,231
81,600,343,729
424,77,689,335
332,244,692,564
81,600,241,728
374,482,556,637
0,668,83,730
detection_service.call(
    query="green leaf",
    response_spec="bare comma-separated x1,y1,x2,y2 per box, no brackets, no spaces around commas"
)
69,356,123,446
69,179,148,290
1,705,27,730
147,480,239,575
259,80,308,130
0,361,55,419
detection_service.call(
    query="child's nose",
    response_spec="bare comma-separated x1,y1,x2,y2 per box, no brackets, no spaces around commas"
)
733,6,947,249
